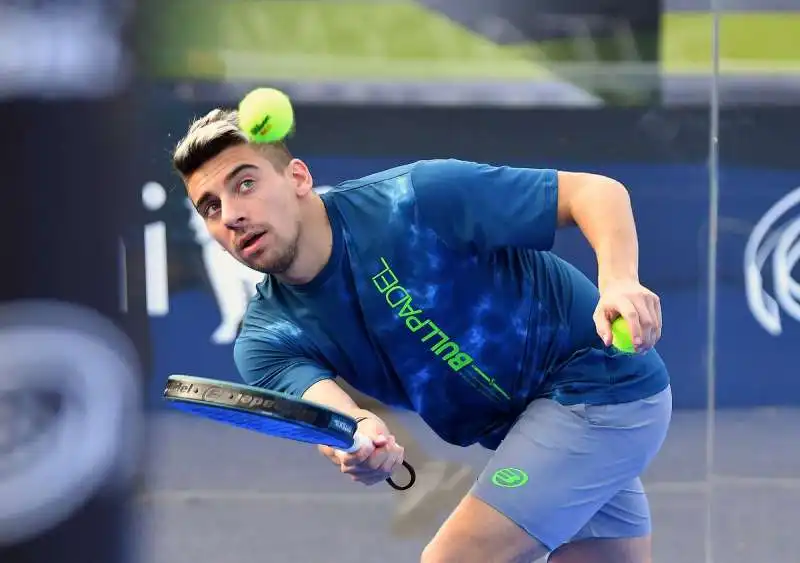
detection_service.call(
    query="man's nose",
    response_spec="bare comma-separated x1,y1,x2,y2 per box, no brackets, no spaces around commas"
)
221,203,246,230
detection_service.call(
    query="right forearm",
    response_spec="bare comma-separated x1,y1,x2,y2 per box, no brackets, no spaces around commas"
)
302,379,385,425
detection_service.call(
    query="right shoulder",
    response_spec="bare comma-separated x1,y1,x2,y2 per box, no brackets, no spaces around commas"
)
233,298,333,393
236,288,302,351
233,298,315,384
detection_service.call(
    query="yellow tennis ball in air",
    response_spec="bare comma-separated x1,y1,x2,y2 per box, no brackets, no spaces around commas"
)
611,317,636,354
238,88,295,143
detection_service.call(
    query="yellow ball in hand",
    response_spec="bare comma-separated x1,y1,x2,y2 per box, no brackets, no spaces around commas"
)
611,317,636,354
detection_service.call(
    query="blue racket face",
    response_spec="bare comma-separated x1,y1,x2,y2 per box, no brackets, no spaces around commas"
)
168,401,355,450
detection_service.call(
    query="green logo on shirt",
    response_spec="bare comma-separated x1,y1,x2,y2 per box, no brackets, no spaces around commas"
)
371,257,510,401
491,468,529,488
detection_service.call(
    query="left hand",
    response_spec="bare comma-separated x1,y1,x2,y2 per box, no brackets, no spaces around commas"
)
594,279,662,352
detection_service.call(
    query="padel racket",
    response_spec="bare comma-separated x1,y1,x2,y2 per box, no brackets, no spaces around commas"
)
163,375,415,491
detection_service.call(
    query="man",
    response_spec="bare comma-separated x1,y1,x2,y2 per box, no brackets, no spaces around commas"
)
173,108,672,563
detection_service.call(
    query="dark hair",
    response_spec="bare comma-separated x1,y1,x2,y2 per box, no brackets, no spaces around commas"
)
172,108,293,178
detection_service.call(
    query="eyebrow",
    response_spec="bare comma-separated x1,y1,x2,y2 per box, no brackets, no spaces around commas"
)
193,163,259,212
224,163,258,186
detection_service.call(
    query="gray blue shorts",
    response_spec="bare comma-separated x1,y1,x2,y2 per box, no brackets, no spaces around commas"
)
470,385,672,552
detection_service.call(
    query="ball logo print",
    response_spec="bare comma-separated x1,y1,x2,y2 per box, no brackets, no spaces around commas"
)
491,467,529,488
744,186,800,336
251,115,272,138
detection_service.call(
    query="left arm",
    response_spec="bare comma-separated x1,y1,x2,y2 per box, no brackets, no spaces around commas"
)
555,171,638,292
409,159,661,351
556,171,661,351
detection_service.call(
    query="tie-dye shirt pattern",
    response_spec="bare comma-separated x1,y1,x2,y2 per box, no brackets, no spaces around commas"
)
235,159,669,448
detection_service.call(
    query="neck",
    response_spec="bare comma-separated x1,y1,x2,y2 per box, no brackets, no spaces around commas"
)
274,193,333,285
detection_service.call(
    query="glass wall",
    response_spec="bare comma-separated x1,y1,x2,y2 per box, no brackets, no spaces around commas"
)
136,1,800,561
712,3,800,562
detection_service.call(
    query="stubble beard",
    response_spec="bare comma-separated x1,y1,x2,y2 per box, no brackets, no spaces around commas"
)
247,228,300,275
254,241,297,274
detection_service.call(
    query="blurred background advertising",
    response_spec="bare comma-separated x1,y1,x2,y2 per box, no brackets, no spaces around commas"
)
2,0,800,561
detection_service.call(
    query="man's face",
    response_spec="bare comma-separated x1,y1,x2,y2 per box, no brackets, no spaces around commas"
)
185,144,313,273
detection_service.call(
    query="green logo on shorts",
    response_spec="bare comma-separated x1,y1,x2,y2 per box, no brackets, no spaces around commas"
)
491,467,528,488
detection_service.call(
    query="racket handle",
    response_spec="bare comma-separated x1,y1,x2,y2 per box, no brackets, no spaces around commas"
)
335,430,370,455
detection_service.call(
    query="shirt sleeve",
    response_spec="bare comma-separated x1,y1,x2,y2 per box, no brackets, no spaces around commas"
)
409,158,559,253
233,331,334,397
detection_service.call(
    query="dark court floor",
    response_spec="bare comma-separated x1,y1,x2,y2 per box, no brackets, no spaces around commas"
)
136,406,800,563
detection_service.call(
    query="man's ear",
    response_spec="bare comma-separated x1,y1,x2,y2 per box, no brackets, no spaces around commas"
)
289,158,314,196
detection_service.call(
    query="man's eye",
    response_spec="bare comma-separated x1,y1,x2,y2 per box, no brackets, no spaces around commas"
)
202,203,220,218
239,179,255,193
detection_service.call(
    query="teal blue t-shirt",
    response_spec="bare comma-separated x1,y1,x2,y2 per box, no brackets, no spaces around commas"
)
234,159,669,449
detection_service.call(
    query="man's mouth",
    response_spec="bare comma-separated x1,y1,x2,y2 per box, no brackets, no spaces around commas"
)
237,232,265,253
